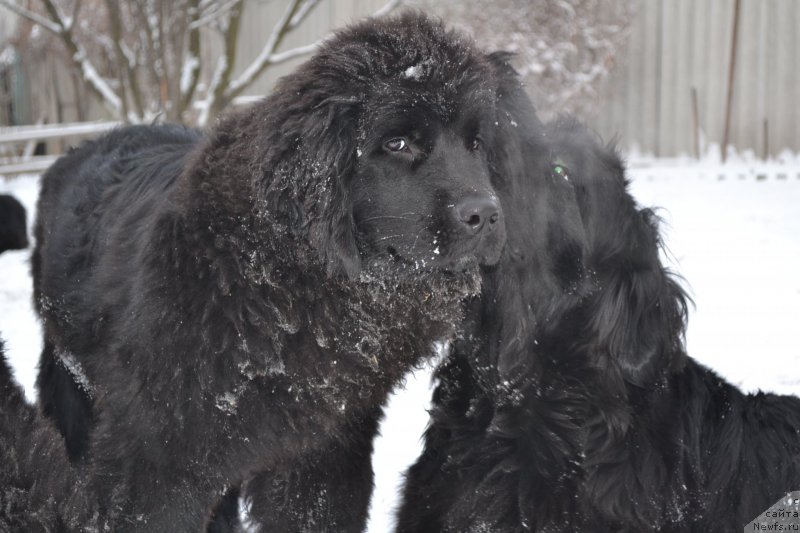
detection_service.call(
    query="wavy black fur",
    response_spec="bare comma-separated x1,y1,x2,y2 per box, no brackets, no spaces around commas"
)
0,194,28,253
397,115,800,532
31,12,520,531
0,338,98,530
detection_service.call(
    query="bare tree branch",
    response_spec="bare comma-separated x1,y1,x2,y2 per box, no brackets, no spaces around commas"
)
189,0,239,29
264,40,320,66
289,0,321,29
70,0,82,30
29,0,124,115
5,0,406,126
74,46,123,112
224,0,402,103
51,0,74,32
106,1,146,120
224,0,305,101
423,0,633,119
199,0,243,125
142,0,164,78
104,0,130,120
179,0,203,116
0,0,61,33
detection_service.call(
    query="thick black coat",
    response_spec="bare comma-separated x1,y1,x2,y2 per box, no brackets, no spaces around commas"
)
0,194,28,253
33,13,512,531
397,117,800,532
0,339,95,531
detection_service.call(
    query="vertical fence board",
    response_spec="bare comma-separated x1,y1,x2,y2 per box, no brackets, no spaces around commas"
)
588,0,797,157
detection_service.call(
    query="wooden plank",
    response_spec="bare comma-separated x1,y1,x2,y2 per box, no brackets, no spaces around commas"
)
640,1,662,155
0,121,121,144
732,0,759,155
690,0,712,155
658,0,676,156
754,0,770,157
783,0,800,153
673,0,694,156
0,156,58,175
587,0,798,157
708,0,732,156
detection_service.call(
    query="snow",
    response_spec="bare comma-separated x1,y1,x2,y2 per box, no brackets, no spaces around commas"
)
226,0,308,97
0,174,42,403
0,46,15,68
626,157,800,395
73,45,122,113
1,155,799,530
402,64,423,80
55,348,95,397
179,54,200,95
198,54,229,126
402,58,436,81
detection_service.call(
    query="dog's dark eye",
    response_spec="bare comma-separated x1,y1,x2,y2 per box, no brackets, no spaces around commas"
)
468,136,482,152
552,163,570,181
385,138,410,153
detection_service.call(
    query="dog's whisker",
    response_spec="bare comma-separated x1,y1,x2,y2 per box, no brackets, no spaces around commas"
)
359,212,432,223
359,215,418,223
372,234,407,243
395,212,432,218
410,225,430,254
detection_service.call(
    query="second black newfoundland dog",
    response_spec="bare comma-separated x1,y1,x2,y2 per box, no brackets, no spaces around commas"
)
397,118,800,532
31,13,518,531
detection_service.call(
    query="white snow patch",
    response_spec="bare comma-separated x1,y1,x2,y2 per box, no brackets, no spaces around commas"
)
0,174,41,403
215,392,239,414
179,54,200,95
402,64,423,80
56,348,95,397
401,59,433,81
74,47,122,112
0,46,15,68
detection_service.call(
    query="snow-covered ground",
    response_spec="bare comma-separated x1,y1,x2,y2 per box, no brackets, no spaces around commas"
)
0,174,41,401
2,154,799,531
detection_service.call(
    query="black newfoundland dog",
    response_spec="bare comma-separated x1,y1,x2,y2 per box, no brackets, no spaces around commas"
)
31,12,515,531
0,194,28,253
397,118,800,532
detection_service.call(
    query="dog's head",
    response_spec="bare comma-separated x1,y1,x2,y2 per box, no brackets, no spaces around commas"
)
537,118,690,387
258,12,507,282
465,112,689,392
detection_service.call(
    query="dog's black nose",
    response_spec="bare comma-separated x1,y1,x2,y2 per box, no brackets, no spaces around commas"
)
455,195,501,234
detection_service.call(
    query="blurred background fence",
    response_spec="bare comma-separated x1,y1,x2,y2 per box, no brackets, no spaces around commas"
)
0,0,798,172
589,0,799,159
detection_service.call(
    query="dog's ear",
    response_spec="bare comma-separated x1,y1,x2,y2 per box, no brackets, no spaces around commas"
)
255,45,367,281
545,120,689,386
262,83,362,280
301,95,362,280
586,204,689,387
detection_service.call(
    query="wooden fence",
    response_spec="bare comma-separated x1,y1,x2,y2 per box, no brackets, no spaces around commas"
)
0,120,120,175
588,0,800,158
2,0,798,162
